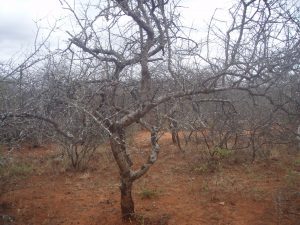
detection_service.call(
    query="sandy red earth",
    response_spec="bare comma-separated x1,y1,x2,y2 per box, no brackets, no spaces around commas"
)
1,131,299,225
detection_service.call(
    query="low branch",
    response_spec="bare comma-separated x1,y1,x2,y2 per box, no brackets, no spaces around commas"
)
1,113,73,141
131,126,159,181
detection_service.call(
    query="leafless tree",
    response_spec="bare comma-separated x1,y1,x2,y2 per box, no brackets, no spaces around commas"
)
54,0,300,220
0,26,56,149
1,0,300,221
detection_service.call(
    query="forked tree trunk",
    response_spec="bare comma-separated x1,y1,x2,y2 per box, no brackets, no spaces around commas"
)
110,125,160,221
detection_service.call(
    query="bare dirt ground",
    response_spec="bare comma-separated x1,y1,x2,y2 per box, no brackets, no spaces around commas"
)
1,131,300,225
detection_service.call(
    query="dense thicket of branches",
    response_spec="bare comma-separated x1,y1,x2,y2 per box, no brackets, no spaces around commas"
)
1,0,300,220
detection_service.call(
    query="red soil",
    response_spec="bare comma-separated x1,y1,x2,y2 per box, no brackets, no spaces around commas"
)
0,131,299,225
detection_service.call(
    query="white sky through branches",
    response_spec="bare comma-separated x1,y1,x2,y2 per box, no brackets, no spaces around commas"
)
0,0,231,62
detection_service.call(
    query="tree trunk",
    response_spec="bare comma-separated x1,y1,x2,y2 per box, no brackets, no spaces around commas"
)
109,125,160,221
109,127,135,220
120,177,134,221
171,129,177,144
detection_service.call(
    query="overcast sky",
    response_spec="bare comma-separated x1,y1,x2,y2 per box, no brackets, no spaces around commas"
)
0,0,231,62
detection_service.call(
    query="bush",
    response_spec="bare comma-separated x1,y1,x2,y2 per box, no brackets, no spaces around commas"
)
59,142,98,171
139,188,158,199
214,147,233,159
0,162,33,178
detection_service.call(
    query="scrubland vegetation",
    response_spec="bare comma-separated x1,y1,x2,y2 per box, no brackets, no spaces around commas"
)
0,0,300,224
